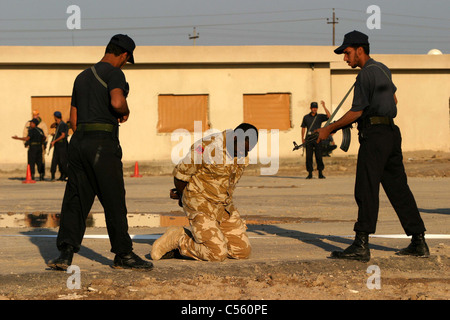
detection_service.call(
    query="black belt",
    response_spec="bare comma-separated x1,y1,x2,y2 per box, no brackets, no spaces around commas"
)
30,142,41,146
77,123,115,132
359,116,393,129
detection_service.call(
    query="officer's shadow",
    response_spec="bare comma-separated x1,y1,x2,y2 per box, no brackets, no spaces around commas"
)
247,224,398,256
21,228,112,269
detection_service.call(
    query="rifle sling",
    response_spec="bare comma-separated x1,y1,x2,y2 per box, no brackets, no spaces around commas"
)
91,66,108,89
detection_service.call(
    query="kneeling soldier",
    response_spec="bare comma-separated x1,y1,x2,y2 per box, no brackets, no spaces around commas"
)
151,123,258,262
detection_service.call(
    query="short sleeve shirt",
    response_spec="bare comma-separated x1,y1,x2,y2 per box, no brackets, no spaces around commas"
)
351,58,398,122
28,127,44,144
71,62,128,125
301,113,328,134
55,121,69,141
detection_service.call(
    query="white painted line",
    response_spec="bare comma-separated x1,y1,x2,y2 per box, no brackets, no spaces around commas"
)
0,234,161,240
369,234,450,239
1,234,449,240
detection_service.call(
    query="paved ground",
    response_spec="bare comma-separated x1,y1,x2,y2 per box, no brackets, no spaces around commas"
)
1,149,449,306
0,170,448,303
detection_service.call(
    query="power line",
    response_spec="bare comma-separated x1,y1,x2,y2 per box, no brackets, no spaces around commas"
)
334,7,450,22
0,8,330,22
0,17,326,33
343,18,450,31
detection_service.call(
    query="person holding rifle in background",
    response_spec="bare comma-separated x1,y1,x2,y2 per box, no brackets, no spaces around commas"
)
301,101,330,179
49,111,69,181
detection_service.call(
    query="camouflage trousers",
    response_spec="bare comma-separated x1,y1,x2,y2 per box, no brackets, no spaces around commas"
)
178,192,251,262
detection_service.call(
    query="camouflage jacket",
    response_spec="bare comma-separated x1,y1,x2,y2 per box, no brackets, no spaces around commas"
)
173,130,248,207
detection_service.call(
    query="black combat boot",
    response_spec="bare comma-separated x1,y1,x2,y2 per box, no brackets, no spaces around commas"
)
397,233,430,257
331,232,370,262
47,244,74,271
319,171,326,179
113,251,154,270
306,172,313,179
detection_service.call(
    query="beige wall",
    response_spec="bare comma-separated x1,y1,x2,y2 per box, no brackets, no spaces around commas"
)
1,46,449,170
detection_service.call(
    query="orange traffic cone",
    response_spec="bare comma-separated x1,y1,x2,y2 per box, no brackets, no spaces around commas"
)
23,164,36,184
130,161,142,177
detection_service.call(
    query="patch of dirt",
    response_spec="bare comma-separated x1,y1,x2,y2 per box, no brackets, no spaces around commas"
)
0,253,448,300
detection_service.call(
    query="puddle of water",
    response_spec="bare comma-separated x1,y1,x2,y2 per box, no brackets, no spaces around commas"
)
0,212,189,228
0,212,329,228
0,213,62,228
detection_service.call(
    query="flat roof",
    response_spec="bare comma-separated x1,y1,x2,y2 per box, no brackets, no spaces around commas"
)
1,46,448,69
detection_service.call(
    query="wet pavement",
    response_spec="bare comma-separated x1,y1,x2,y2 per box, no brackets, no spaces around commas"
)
0,174,449,275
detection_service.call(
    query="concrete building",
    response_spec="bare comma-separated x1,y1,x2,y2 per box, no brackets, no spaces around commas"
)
1,46,449,174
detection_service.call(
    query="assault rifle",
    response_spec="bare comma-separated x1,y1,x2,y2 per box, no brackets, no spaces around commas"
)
293,123,352,152
293,84,355,153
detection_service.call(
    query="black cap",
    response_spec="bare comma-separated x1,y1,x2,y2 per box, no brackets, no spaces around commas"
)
310,102,318,109
31,118,39,126
108,34,136,64
334,30,369,54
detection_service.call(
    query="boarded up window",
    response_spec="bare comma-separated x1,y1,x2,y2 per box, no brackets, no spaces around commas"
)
31,96,73,135
243,93,291,130
157,94,210,133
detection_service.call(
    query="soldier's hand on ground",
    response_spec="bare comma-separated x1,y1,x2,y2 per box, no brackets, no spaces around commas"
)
170,188,180,199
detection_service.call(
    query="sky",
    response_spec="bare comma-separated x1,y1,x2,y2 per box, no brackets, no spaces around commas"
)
0,0,449,54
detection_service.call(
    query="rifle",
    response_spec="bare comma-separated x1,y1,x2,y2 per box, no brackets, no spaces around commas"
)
293,84,355,153
47,122,60,155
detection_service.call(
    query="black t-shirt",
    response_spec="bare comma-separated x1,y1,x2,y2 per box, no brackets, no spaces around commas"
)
301,113,328,134
55,121,69,141
351,58,397,122
28,127,44,144
71,62,128,125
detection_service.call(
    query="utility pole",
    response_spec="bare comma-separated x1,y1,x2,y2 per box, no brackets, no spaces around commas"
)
327,8,339,45
189,27,199,46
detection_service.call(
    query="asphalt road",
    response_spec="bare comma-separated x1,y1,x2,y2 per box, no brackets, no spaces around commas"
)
0,175,448,275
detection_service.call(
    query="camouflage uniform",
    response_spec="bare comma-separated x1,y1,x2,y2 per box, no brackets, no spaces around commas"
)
173,131,251,262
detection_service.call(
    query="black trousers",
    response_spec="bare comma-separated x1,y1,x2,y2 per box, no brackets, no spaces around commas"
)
51,142,68,176
56,130,132,255
305,141,324,173
354,124,426,235
27,144,43,177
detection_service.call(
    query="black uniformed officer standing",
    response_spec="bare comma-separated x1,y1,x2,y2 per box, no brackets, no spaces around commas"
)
50,111,69,181
301,101,330,179
12,118,45,181
315,30,428,262
48,35,153,270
